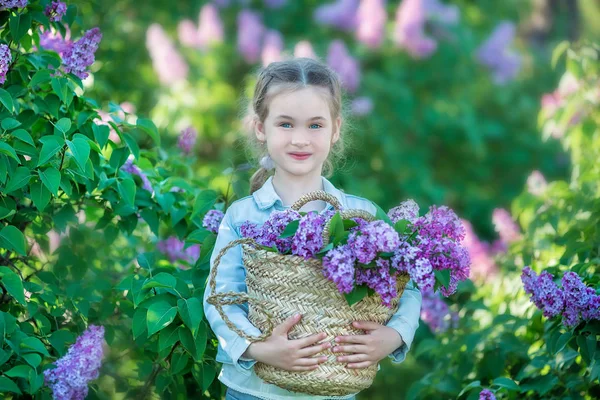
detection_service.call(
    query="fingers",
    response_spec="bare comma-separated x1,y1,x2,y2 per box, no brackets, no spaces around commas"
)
289,364,320,372
274,313,301,335
336,353,370,363
332,344,367,354
352,321,381,331
294,355,328,367
346,361,374,369
297,340,332,357
334,334,368,344
294,332,328,349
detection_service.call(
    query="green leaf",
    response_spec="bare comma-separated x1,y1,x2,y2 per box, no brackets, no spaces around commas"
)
0,225,27,255
5,364,32,379
553,331,573,354
280,219,300,238
4,166,30,193
179,327,196,358
434,269,451,290
192,361,217,391
118,177,136,206
136,118,161,145
132,307,147,339
170,352,189,374
0,266,26,305
20,337,50,356
159,324,181,351
192,190,218,219
9,12,32,43
92,123,110,149
371,201,393,225
344,285,369,307
0,376,22,394
54,118,72,135
51,77,69,105
30,180,51,211
0,88,14,113
394,219,409,234
48,330,75,357
458,381,481,397
142,273,177,290
1,118,21,130
37,136,63,166
22,353,42,368
139,209,159,236
123,133,140,160
29,70,52,88
178,298,203,336
137,252,156,271
147,301,177,336
493,377,519,391
39,167,61,196
66,138,90,171
11,129,35,147
329,212,344,244
0,142,19,162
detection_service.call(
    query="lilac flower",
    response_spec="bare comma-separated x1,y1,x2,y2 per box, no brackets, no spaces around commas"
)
177,126,197,154
562,272,600,328
356,0,387,48
292,212,327,260
262,30,284,67
264,0,287,8
526,170,548,196
421,290,453,333
393,0,437,59
323,244,356,293
203,210,225,234
61,27,102,80
410,257,435,293
237,10,264,63
240,221,260,240
256,209,301,252
347,231,377,264
355,258,398,307
521,267,565,318
0,0,28,9
414,205,465,241
294,41,316,59
197,4,224,50
45,1,67,22
425,0,460,24
462,219,497,282
0,44,11,85
476,21,521,85
178,20,199,48
391,240,419,272
314,0,359,32
39,27,72,54
388,199,420,224
157,236,200,264
146,23,188,85
121,159,153,192
479,389,496,400
351,97,374,116
327,40,360,93
44,325,105,400
492,208,521,245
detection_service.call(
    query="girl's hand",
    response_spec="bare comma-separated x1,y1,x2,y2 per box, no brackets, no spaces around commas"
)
332,321,404,369
243,314,331,372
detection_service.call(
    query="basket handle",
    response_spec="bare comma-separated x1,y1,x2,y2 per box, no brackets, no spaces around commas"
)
321,209,377,246
290,190,342,211
206,237,274,343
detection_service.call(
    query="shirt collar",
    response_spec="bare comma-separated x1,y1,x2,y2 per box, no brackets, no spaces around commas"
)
252,176,346,212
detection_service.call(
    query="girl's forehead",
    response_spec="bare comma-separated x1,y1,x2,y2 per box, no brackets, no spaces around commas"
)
267,86,332,118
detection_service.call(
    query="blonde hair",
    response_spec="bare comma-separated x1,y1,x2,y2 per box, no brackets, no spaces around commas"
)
241,57,351,194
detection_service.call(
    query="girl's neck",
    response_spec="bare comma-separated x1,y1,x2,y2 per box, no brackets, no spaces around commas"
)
271,170,325,211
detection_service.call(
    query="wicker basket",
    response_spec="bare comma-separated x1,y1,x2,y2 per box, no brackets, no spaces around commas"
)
206,191,410,396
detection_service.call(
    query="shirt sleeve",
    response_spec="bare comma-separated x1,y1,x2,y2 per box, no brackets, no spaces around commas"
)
202,210,262,375
385,279,422,364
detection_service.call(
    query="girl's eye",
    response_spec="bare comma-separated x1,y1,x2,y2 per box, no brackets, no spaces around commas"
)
280,123,292,128
309,124,321,129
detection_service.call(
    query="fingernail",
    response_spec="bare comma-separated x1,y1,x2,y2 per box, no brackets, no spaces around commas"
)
335,337,340,342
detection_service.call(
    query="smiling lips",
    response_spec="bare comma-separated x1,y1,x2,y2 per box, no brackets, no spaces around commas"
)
289,153,311,160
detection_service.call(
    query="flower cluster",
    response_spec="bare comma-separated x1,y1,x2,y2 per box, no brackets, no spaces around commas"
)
62,27,102,80
479,389,496,400
0,0,28,9
157,236,200,265
45,1,67,22
521,267,600,328
44,325,105,400
177,126,197,155
242,209,301,253
121,159,153,192
0,44,11,85
203,210,224,234
420,290,457,333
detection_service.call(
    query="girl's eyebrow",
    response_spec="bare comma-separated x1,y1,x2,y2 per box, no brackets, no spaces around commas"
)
275,115,327,121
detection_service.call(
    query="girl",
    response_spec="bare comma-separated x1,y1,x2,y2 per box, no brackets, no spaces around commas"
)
202,58,422,400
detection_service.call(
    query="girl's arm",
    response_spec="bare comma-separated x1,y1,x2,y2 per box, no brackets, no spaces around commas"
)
202,210,262,375
384,280,422,363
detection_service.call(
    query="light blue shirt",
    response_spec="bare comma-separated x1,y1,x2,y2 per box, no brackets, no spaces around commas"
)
202,176,422,400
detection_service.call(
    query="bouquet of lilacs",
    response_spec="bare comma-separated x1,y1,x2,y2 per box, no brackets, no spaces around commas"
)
240,199,471,308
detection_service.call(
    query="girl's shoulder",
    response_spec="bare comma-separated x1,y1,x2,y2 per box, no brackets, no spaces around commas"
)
341,192,378,216
224,195,269,227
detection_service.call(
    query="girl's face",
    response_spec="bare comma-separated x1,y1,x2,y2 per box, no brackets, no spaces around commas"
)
255,86,341,178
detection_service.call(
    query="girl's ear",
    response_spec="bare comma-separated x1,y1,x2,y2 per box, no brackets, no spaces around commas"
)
254,117,266,142
331,117,342,144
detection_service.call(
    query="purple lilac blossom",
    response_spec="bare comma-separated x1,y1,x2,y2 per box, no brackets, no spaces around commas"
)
178,20,199,47
0,0,27,9
261,30,284,67
197,4,224,49
237,10,264,63
240,221,260,240
292,212,327,260
45,1,67,22
391,240,419,272
203,210,225,234
323,244,356,293
121,159,153,192
177,126,197,154
355,258,398,307
475,21,521,85
0,44,11,85
421,290,453,333
356,0,387,49
521,267,565,318
294,41,316,59
157,236,200,264
256,209,301,252
146,24,188,85
44,325,105,400
425,0,459,24
479,389,496,400
314,0,359,32
492,208,521,245
39,27,72,54
410,257,435,293
351,97,374,116
388,198,420,224
62,27,102,80
562,271,600,328
462,219,497,281
393,0,437,59
347,231,377,264
326,40,360,93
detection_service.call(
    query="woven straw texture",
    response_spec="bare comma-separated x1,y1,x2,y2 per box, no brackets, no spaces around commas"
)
207,191,410,396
